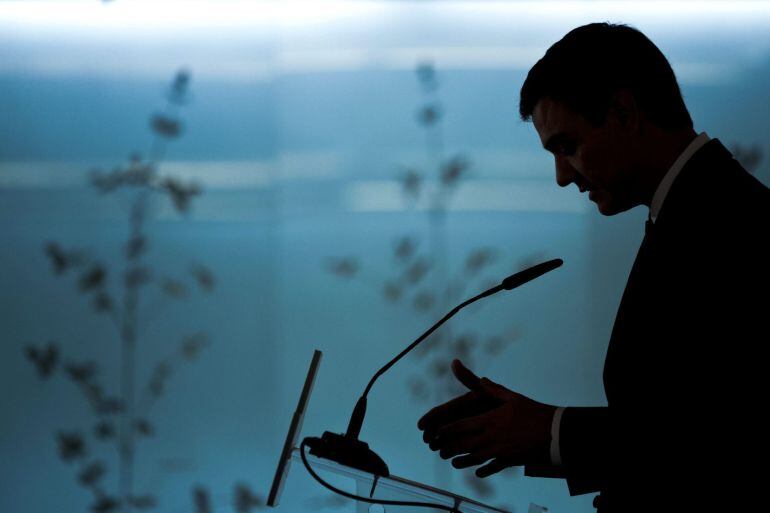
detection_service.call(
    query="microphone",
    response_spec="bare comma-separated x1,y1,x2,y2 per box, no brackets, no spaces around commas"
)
305,258,563,477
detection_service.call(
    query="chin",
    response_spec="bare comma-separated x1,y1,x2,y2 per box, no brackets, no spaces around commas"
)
592,193,632,216
596,201,634,216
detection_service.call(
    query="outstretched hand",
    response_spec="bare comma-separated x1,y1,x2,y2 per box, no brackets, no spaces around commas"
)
417,359,557,477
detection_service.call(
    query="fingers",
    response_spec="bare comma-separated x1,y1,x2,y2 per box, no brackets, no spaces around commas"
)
435,431,486,460
417,391,477,432
428,417,485,458
476,457,517,478
426,417,482,457
450,449,498,469
433,416,482,444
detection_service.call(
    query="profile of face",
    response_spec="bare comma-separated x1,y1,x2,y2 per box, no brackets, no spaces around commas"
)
532,94,642,216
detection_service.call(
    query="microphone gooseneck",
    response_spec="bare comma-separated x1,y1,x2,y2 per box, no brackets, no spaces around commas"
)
306,258,563,479
345,257,563,440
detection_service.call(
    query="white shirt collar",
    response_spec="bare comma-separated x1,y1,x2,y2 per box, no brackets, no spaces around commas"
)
650,131,710,223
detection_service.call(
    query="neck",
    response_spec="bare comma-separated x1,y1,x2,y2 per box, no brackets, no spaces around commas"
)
635,126,698,207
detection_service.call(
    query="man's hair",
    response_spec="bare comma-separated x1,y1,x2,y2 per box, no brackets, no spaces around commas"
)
519,22,693,131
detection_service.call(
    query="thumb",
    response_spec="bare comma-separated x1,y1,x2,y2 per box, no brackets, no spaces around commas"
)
451,359,483,392
478,376,514,401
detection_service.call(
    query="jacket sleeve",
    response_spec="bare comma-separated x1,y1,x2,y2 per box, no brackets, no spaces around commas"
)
525,406,610,495
559,406,610,495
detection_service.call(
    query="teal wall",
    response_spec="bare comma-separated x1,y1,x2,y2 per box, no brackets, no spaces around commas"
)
2,2,769,513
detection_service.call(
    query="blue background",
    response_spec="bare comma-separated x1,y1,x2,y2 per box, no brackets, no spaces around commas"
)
2,2,769,512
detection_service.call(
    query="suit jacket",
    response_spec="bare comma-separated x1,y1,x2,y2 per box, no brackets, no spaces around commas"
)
527,138,770,511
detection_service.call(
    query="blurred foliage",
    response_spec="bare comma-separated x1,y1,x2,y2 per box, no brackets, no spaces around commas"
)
24,70,264,513
189,484,263,513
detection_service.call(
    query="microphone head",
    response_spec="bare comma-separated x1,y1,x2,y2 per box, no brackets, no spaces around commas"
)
502,258,563,290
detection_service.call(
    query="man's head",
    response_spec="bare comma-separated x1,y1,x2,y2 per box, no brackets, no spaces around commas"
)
520,22,695,215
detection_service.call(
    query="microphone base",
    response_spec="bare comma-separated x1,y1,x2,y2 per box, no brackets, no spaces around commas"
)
305,432,390,477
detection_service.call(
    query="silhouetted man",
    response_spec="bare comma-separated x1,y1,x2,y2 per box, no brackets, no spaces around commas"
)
418,22,769,512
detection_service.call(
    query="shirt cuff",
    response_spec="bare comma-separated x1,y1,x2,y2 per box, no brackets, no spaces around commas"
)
550,406,566,466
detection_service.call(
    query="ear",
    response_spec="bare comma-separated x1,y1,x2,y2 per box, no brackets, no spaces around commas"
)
609,88,641,134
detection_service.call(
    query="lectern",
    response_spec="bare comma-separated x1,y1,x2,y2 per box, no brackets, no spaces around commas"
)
267,349,517,513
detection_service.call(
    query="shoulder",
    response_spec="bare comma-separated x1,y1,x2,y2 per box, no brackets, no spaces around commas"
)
650,139,769,276
656,138,770,228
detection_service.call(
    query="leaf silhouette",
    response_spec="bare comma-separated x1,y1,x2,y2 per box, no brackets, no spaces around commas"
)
393,236,416,262
168,68,192,105
487,329,520,355
90,160,154,193
96,397,124,415
404,258,430,285
233,482,263,513
464,472,494,498
416,103,442,127
57,431,86,462
134,418,154,437
89,168,121,193
407,377,429,401
44,242,68,274
382,281,402,302
400,168,422,202
430,358,449,378
124,160,154,187
413,291,435,312
161,177,201,213
151,114,182,139
465,248,497,274
180,333,209,361
79,265,106,292
190,264,215,292
149,361,172,398
415,61,438,92
125,235,147,260
193,486,211,513
161,278,188,299
92,292,113,312
324,257,358,279
44,242,87,274
129,496,157,509
78,461,107,487
440,155,470,187
91,495,120,513
453,334,476,360
65,361,98,383
25,343,58,378
94,420,115,440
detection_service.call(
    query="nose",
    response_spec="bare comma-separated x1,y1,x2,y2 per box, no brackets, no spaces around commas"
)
554,154,578,188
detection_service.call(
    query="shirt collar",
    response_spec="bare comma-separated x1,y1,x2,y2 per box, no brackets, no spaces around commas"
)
650,131,710,223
